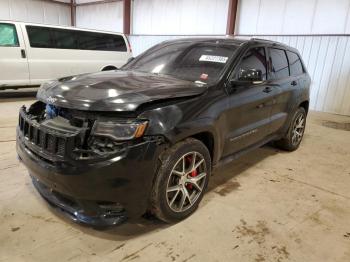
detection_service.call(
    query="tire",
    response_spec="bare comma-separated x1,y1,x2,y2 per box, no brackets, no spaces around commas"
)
150,138,211,223
275,107,307,151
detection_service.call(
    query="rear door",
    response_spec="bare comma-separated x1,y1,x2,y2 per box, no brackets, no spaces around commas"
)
267,47,298,133
286,50,305,88
0,22,29,88
223,46,277,156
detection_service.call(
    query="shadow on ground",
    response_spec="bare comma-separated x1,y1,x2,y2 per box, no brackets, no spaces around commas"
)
40,144,281,240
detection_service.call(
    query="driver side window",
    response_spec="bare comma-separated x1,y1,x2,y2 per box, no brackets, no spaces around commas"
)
0,23,19,47
235,47,267,81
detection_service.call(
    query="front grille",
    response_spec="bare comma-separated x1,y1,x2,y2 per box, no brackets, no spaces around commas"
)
19,113,66,156
18,107,83,161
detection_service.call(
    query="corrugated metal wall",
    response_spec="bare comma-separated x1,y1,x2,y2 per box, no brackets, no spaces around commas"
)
129,0,229,55
0,0,70,26
133,0,229,35
236,0,350,35
76,1,123,32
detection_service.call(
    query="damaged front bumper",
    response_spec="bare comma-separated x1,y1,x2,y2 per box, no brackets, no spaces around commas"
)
16,106,164,227
31,176,127,226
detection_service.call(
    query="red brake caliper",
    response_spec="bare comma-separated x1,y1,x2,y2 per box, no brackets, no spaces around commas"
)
186,156,197,190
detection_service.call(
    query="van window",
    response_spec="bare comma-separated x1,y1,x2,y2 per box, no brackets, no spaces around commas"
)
78,31,127,51
286,51,304,76
27,26,53,48
236,47,267,80
0,23,19,47
269,48,289,79
52,28,78,49
26,25,126,52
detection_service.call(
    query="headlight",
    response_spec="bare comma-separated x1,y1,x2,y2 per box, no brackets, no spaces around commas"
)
92,120,148,141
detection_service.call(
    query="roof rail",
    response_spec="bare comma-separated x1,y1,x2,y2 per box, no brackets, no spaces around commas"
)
250,37,275,42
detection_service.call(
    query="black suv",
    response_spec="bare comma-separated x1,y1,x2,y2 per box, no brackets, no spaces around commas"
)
16,38,310,226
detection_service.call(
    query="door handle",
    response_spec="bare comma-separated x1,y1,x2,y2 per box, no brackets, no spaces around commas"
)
263,86,273,93
21,49,26,59
291,80,298,86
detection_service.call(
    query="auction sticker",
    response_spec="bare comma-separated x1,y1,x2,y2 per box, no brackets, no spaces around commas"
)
199,55,228,63
200,73,208,80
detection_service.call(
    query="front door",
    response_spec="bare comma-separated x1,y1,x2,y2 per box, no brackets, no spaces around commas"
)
223,46,277,156
0,23,30,88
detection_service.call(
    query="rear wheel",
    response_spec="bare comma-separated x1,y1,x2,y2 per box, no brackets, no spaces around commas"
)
150,138,211,223
275,107,306,151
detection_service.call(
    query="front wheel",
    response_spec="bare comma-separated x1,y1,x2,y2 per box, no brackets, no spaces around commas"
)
150,138,211,223
275,107,307,151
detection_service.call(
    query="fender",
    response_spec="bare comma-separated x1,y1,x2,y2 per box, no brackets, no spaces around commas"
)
140,104,222,164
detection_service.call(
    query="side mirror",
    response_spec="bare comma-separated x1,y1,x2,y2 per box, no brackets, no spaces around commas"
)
227,68,264,92
238,68,263,83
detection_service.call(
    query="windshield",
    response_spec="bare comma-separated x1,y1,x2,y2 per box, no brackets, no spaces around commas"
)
123,41,239,84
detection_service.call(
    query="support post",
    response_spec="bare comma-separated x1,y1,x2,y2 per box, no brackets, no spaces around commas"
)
123,0,131,35
71,0,76,27
226,0,238,35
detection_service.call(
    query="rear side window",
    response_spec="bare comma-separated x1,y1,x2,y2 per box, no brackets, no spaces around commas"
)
26,25,127,52
52,28,78,49
0,23,19,47
27,26,53,48
269,48,289,79
286,51,304,76
236,47,267,80
78,31,127,51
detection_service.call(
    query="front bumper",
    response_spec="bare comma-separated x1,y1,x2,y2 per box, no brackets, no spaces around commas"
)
17,131,163,227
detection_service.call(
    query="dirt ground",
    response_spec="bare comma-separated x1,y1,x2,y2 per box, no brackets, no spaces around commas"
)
0,96,349,262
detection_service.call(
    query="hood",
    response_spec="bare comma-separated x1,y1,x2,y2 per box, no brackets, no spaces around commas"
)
37,70,207,112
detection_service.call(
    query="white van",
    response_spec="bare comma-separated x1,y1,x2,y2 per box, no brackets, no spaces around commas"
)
0,21,132,90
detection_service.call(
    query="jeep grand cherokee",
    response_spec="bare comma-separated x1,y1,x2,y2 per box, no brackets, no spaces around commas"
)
16,37,310,226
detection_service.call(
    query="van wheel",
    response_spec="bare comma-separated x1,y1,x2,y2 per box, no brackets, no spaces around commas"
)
101,66,117,71
150,138,211,223
275,107,306,151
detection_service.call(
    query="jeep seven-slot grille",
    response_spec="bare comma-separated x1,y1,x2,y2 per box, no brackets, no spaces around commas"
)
18,112,67,157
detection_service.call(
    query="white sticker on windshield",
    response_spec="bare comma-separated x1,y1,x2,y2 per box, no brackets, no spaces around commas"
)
199,55,228,64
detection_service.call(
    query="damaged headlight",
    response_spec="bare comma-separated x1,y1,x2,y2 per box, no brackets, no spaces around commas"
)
92,120,148,141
